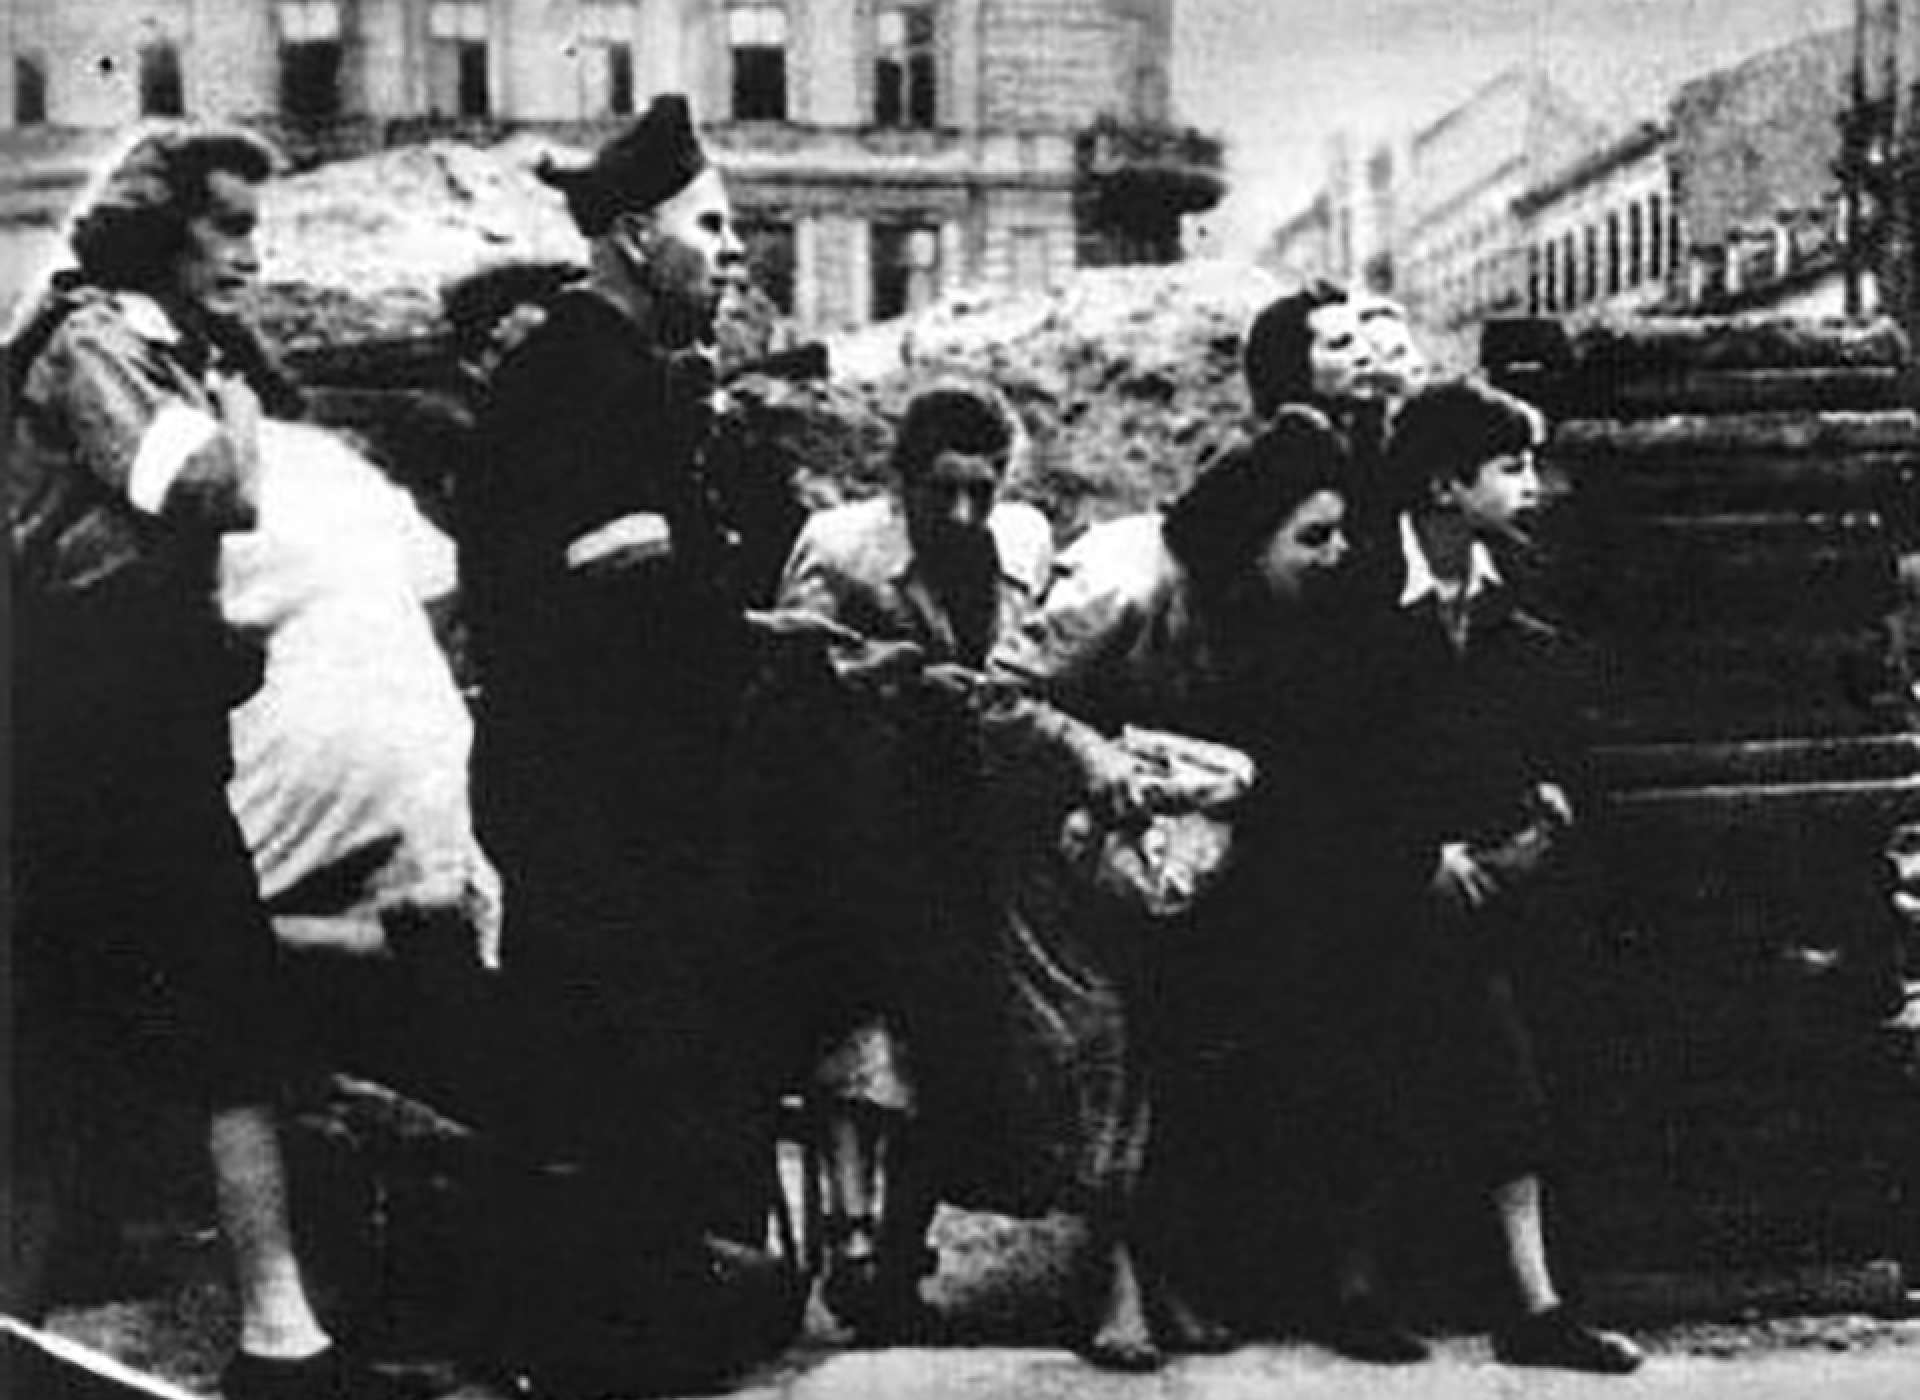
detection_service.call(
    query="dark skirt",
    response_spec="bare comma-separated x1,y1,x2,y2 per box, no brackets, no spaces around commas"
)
13,632,292,1113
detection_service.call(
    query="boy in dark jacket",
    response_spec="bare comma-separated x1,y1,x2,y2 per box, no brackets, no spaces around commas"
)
1307,379,1642,1374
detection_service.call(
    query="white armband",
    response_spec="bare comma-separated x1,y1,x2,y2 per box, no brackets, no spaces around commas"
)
564,512,673,571
128,401,222,515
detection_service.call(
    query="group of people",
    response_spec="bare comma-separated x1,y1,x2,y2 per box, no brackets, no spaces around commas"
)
8,93,1644,1400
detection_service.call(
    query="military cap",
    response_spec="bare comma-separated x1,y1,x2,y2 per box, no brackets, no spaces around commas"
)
537,94,710,236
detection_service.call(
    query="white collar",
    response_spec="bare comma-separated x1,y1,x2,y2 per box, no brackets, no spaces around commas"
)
1398,512,1500,608
112,291,184,346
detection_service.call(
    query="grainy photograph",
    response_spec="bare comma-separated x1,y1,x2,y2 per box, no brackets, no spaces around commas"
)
2,2,1918,1397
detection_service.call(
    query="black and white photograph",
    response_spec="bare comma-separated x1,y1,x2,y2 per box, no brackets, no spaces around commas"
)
3,2,1918,1397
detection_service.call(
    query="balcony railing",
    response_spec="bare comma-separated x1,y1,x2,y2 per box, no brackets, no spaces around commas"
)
1074,115,1227,264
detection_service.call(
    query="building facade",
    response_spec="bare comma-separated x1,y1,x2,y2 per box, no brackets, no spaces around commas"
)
1512,120,1675,323
1668,24,1858,316
1257,133,1398,298
1259,16,1897,363
1257,189,1333,288
1,0,1218,332
1396,69,1604,346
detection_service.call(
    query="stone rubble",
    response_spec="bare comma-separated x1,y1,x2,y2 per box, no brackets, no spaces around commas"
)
251,138,1280,541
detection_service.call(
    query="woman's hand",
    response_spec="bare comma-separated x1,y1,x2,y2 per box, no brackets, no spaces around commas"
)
1431,841,1497,916
210,369,265,528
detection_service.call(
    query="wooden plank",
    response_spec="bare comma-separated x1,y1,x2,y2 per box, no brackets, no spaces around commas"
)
1583,652,1905,743
1582,1261,1907,1322
1569,316,1912,372
1595,735,1920,791
1554,410,1919,458
1568,544,1898,631
1623,510,1890,542
1553,448,1916,512
1584,705,1900,745
1599,367,1914,417
1605,774,1920,819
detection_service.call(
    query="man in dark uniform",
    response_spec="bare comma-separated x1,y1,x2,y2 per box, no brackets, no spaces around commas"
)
457,96,791,1392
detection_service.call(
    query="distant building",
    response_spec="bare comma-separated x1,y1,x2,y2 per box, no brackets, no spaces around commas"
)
0,0,1222,333
1668,24,1858,315
1396,69,1604,344
1258,190,1335,287
1256,132,1398,296
1512,120,1675,322
1854,0,1916,341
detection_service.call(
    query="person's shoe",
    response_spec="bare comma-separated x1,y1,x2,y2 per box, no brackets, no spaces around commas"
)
1320,1296,1430,1364
1077,1327,1165,1373
220,1347,417,1400
1493,1307,1645,1374
1150,1282,1239,1355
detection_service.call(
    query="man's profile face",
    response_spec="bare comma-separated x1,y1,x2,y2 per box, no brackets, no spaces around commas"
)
632,167,746,327
169,169,262,320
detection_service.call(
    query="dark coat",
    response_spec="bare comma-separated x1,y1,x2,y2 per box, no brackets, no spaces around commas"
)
462,288,748,850
457,287,765,1240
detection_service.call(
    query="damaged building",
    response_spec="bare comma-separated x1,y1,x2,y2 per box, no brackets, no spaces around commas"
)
0,0,1224,333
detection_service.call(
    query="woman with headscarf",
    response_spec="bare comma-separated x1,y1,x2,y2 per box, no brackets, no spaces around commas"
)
983,407,1355,1369
7,124,397,1400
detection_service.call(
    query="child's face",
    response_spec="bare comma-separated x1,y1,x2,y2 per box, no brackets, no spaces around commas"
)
1444,449,1543,541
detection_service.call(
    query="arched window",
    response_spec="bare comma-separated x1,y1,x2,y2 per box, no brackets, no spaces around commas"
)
139,40,185,117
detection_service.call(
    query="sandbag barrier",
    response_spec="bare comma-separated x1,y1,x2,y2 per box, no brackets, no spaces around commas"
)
1485,315,1920,1291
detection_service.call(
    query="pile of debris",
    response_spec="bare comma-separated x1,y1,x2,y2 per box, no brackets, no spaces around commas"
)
251,138,1281,541
831,260,1279,536
255,135,589,357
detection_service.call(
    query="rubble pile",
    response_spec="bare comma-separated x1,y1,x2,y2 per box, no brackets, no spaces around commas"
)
832,260,1280,536
255,135,590,356
251,139,1280,538
257,135,789,375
